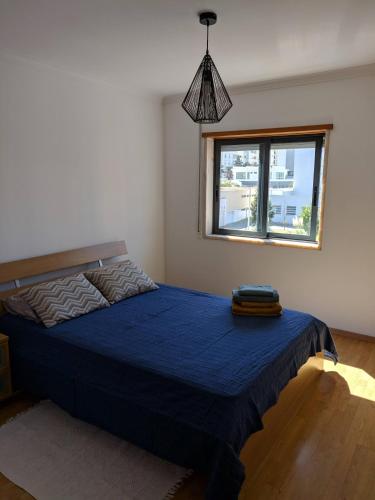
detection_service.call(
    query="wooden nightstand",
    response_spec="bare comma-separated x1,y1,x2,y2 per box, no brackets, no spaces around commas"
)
0,334,12,401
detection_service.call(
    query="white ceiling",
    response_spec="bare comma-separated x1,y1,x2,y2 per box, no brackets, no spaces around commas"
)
1,0,375,97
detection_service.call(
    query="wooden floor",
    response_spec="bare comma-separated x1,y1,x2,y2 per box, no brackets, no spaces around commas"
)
0,333,374,500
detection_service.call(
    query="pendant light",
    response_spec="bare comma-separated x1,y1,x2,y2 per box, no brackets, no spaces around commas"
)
182,11,232,124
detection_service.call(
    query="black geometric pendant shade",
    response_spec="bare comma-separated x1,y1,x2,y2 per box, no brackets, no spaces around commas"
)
182,53,233,123
182,11,232,124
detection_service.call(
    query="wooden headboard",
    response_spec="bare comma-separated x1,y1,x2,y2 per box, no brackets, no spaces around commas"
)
0,241,127,301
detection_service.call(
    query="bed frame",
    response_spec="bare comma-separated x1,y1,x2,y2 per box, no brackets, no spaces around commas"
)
0,241,324,498
0,241,127,304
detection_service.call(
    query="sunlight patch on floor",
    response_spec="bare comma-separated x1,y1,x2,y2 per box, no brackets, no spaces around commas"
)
325,359,375,402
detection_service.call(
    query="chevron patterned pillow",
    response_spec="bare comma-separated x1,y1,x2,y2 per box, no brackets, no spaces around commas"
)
2,294,41,323
85,260,158,304
21,274,110,328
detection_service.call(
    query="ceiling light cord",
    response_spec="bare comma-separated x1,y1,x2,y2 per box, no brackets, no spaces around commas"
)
206,21,209,54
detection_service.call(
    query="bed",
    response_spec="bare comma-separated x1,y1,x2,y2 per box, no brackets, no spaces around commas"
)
0,242,337,500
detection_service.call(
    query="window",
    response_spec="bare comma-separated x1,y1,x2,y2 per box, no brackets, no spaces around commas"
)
286,169,294,179
213,134,324,243
236,172,246,180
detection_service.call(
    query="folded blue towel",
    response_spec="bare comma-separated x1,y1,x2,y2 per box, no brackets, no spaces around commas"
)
238,285,276,297
232,289,279,303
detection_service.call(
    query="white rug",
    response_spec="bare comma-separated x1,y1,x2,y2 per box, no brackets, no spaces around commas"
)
0,400,191,500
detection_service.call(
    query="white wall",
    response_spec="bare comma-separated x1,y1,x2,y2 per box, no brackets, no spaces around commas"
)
0,56,165,281
164,75,375,337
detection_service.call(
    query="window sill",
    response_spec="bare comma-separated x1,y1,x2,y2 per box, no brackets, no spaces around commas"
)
204,232,321,250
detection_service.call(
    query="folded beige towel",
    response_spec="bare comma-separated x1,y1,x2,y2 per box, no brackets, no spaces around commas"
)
232,302,282,317
235,301,282,311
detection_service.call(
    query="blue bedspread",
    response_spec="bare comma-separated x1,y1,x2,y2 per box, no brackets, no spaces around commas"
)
0,284,337,499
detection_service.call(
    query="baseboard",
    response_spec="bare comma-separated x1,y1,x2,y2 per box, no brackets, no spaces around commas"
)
330,328,375,344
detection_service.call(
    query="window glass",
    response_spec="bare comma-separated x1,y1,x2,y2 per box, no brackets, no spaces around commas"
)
213,135,324,243
218,144,260,233
267,142,315,237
